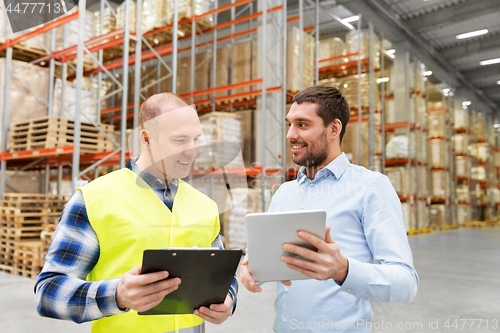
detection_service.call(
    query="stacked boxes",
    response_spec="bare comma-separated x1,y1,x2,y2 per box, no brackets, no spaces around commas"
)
231,39,258,96
345,30,380,69
385,166,408,197
0,194,68,278
430,204,446,229
287,27,315,92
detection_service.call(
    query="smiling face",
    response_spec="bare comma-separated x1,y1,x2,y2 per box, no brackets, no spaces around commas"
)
141,105,202,182
286,102,341,171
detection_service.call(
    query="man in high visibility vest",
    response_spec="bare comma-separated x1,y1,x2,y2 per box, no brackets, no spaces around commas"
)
35,93,237,333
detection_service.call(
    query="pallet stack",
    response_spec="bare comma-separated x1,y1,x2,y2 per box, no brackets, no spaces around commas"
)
7,116,115,153
0,193,68,278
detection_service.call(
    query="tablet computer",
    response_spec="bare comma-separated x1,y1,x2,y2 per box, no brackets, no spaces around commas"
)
139,248,243,315
245,210,326,282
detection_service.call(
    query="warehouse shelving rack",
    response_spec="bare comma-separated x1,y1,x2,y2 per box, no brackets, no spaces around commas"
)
453,103,472,226
0,0,373,214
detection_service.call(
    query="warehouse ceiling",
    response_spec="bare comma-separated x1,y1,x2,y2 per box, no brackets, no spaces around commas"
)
328,0,500,113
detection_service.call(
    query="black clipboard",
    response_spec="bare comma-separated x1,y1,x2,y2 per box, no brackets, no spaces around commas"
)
139,248,243,315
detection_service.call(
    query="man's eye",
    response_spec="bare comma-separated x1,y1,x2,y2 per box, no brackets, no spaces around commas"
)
176,140,185,143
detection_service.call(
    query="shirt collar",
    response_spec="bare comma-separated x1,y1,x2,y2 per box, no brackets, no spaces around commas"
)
125,158,178,190
296,152,350,183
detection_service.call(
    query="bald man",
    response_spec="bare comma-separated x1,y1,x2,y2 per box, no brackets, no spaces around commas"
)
35,93,237,333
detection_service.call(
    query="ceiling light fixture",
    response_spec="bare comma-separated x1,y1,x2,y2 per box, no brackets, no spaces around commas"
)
462,101,471,106
480,58,500,66
423,71,432,76
342,15,359,23
497,80,500,85
456,29,488,40
376,77,389,84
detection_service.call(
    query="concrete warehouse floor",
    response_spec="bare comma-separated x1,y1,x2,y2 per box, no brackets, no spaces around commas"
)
1,227,499,333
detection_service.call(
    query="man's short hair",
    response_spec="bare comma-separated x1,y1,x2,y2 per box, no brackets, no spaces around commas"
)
293,85,350,143
139,93,190,138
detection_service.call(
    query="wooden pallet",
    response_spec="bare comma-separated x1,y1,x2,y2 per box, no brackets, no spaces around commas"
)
12,262,42,279
445,224,460,230
14,241,45,267
8,116,115,153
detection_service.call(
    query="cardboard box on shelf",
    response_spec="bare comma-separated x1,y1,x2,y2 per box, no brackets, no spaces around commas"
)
430,204,446,229
385,166,408,197
232,38,258,96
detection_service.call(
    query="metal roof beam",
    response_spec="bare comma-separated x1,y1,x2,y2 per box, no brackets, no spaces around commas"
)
404,0,500,33
336,0,497,113
440,33,500,60
462,64,500,82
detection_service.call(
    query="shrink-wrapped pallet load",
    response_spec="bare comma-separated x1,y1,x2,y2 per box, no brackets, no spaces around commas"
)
455,156,468,178
453,133,468,155
474,113,487,142
318,37,345,68
286,27,315,92
0,59,49,148
141,0,168,32
93,7,117,35
454,107,468,130
345,29,380,69
117,0,136,33
430,139,447,168
428,112,446,138
431,170,447,199
342,74,370,112
166,0,212,27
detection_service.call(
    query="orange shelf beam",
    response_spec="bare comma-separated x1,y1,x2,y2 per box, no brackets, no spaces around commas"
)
1,146,74,161
0,11,80,52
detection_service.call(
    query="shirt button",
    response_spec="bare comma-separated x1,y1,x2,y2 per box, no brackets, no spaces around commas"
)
285,288,289,293
310,183,314,187
283,318,286,323
366,298,371,301
300,205,304,209
346,288,351,292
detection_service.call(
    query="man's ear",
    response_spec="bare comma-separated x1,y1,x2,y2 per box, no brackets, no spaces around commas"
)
140,130,151,147
329,119,342,139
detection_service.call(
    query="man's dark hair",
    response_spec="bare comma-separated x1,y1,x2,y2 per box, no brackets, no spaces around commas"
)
293,85,350,143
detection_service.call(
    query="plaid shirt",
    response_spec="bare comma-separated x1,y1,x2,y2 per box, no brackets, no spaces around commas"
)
35,159,238,323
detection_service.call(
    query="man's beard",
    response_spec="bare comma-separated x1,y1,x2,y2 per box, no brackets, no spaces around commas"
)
291,130,329,167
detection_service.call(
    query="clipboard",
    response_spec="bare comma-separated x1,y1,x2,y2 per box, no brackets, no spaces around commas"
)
139,248,243,315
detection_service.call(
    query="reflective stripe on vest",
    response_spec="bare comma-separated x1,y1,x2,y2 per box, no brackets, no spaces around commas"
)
80,168,220,333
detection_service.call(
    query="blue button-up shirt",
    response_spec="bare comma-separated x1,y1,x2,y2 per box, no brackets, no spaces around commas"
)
269,153,418,333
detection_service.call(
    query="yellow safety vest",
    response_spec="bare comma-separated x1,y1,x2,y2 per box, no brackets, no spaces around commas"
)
80,168,220,333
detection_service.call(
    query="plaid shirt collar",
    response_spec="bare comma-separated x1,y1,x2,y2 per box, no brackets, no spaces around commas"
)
125,158,178,191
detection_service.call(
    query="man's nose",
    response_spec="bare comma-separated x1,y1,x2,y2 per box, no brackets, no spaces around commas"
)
286,125,298,141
